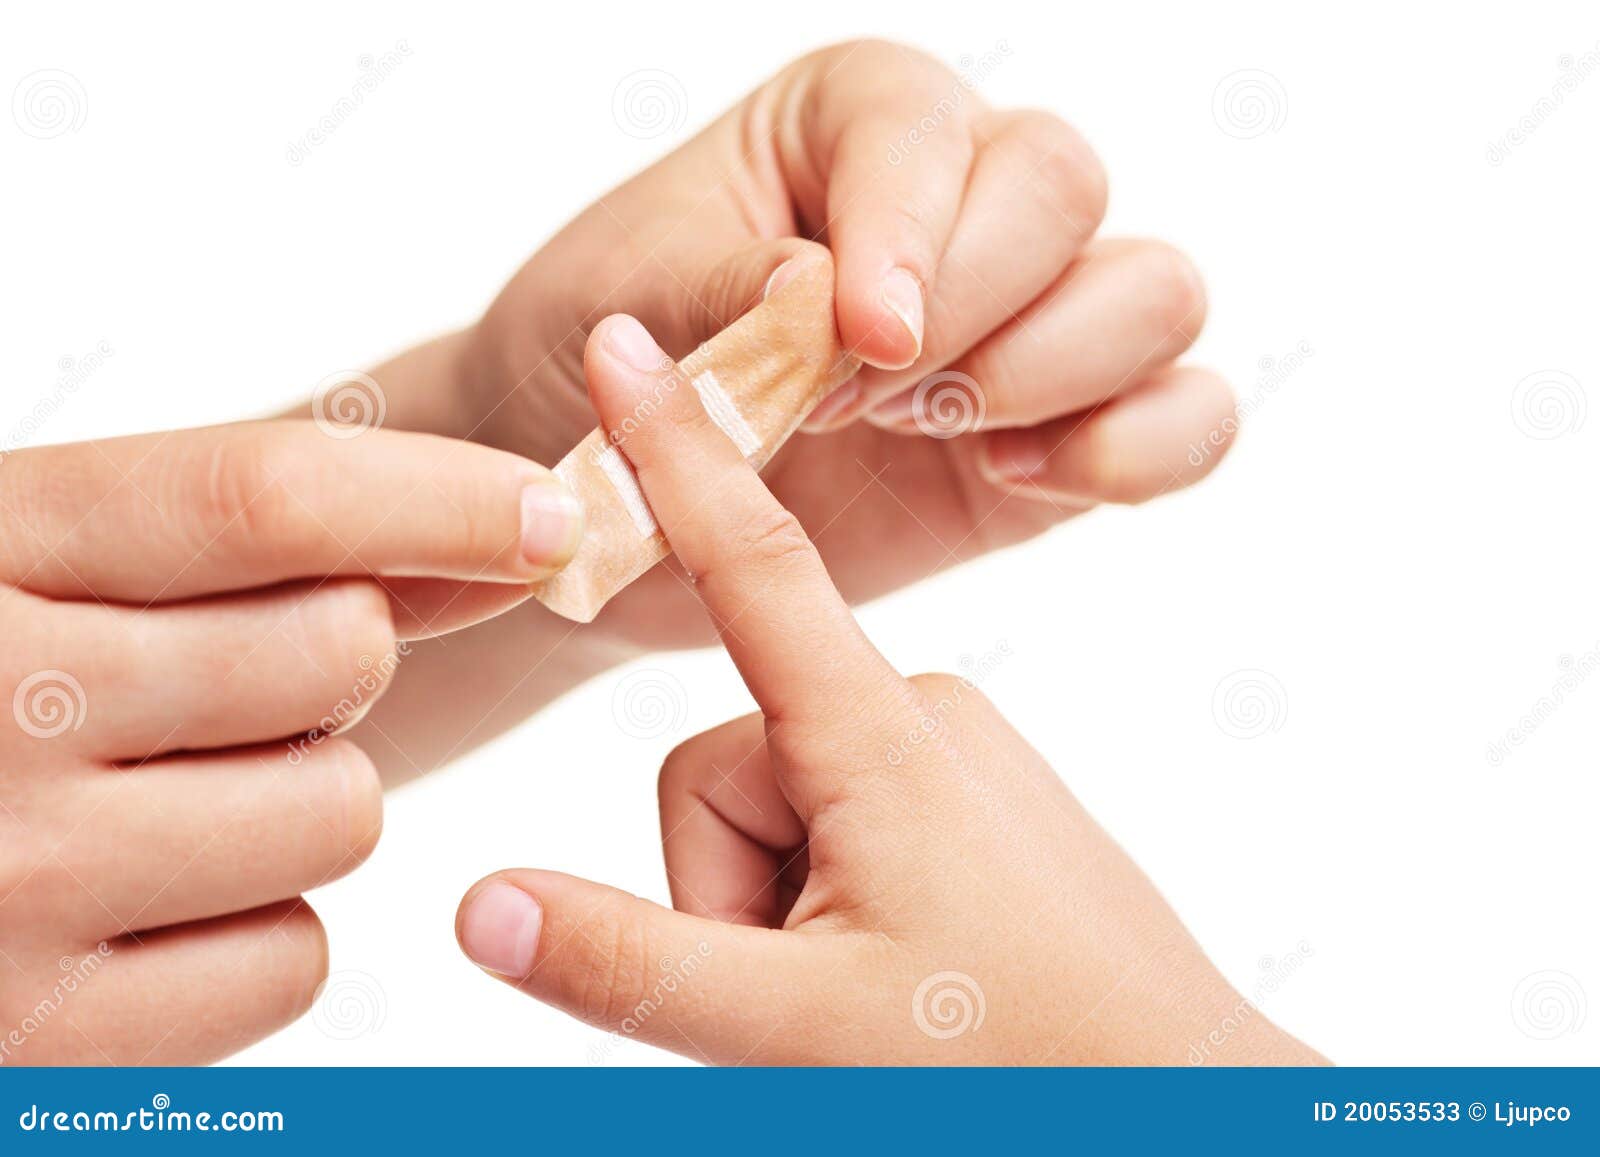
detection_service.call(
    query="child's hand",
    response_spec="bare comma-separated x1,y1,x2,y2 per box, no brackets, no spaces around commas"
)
0,421,579,1064
454,321,1318,1065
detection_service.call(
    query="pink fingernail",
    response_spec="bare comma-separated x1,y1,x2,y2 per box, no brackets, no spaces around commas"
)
763,257,804,300
605,315,668,373
880,268,925,360
460,881,543,977
520,481,585,567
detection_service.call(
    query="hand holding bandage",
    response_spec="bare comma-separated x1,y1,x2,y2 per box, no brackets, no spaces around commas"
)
531,253,857,621
455,315,1326,1067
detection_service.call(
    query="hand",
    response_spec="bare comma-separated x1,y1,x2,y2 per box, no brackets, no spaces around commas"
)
452,321,1318,1065
447,38,1235,649
0,420,579,1064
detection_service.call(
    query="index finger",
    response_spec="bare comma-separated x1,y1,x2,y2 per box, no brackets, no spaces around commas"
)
0,421,584,602
582,310,911,733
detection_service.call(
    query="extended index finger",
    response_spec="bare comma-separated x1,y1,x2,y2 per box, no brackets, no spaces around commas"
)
583,309,910,733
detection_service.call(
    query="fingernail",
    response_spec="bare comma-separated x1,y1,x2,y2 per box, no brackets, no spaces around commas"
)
880,268,924,360
803,381,863,430
762,257,804,301
460,881,543,977
520,480,585,567
605,315,667,373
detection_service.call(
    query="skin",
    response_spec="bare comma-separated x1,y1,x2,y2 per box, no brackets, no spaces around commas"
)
0,421,581,1064
343,39,1237,782
3,39,1258,1065
456,319,1323,1065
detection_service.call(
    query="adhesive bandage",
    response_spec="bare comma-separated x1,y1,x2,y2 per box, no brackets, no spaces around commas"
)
530,257,858,622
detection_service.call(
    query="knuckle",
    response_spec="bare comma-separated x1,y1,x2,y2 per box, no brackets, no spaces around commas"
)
295,582,399,734
657,734,703,805
320,579,400,682
907,671,990,714
196,429,311,562
319,738,384,865
822,37,929,75
1136,241,1209,341
723,505,817,575
569,900,655,1029
271,902,331,1019
1006,110,1109,230
1079,424,1162,505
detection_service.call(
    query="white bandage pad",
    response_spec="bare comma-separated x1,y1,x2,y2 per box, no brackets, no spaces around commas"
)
690,370,761,458
590,444,659,537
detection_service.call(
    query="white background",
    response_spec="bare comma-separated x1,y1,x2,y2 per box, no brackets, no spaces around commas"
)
4,2,1596,1066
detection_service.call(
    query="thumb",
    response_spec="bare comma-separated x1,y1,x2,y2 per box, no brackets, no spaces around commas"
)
661,236,829,350
455,869,816,1062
